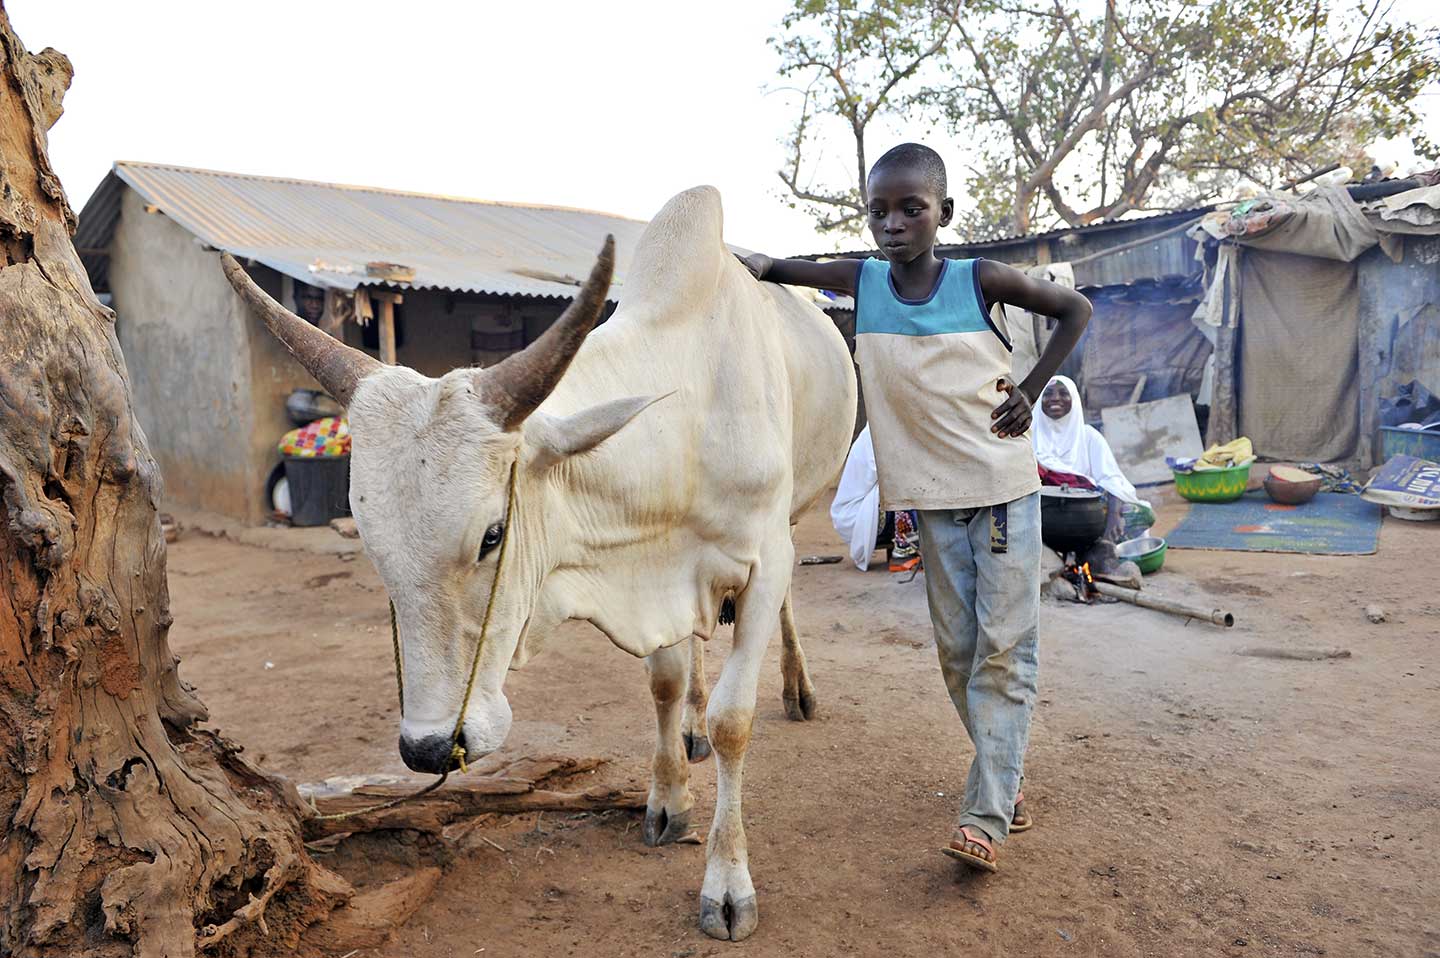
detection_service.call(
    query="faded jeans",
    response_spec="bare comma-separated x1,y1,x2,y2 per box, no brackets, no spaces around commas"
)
915,492,1041,846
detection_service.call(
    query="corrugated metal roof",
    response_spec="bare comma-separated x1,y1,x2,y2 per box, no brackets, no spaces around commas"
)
75,161,659,299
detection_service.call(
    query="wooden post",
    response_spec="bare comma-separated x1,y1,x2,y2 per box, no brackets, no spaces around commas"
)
373,291,402,365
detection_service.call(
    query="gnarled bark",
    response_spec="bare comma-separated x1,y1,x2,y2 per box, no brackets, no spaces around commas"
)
0,10,349,956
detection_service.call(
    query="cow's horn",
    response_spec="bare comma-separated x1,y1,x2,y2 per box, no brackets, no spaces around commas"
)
482,236,614,430
220,252,383,407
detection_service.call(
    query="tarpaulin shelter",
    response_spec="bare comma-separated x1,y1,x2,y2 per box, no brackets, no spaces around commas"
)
1191,177,1440,466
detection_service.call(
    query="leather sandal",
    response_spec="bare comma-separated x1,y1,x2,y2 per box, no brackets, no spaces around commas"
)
942,825,998,873
1010,790,1033,833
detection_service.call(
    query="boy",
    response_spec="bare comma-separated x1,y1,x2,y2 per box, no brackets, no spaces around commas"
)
740,143,1090,872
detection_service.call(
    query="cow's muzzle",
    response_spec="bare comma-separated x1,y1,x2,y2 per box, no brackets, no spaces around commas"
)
398,731,464,774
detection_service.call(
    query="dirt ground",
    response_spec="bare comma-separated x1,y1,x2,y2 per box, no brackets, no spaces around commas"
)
165,495,1440,958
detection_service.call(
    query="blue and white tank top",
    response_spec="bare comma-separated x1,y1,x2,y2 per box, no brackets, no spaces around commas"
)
853,256,1039,511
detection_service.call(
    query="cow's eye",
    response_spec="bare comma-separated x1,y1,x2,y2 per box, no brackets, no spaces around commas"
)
478,523,505,561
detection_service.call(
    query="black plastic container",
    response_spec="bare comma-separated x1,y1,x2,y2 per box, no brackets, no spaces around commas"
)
283,455,351,526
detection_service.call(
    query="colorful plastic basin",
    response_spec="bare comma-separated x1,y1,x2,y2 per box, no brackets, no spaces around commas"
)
1173,462,1252,503
1116,535,1167,574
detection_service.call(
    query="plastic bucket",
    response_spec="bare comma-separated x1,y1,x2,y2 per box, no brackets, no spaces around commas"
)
283,455,351,527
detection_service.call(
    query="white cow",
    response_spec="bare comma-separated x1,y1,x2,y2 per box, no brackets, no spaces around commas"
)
222,187,856,941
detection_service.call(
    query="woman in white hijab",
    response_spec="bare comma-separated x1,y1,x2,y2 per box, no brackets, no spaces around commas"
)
1032,376,1149,542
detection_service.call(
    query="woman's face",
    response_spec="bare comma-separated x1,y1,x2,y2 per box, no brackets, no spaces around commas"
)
1042,382,1072,421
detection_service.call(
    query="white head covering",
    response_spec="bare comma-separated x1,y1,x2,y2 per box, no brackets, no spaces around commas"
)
1032,376,1149,507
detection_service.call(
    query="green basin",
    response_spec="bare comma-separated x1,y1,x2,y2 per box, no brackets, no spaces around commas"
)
1116,535,1167,574
1174,463,1251,503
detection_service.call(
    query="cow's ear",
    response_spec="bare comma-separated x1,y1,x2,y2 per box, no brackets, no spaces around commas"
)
524,393,671,471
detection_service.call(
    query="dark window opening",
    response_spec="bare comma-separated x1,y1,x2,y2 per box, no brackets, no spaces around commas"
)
362,302,407,350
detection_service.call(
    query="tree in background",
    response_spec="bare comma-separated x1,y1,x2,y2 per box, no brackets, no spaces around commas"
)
774,0,1439,240
773,0,963,233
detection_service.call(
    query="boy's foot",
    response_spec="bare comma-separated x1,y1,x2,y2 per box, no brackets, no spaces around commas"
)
942,825,998,873
1010,791,1033,833
889,555,921,574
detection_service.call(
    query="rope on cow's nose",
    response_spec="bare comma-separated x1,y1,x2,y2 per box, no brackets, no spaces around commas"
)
390,599,403,714
311,458,518,823
449,457,518,772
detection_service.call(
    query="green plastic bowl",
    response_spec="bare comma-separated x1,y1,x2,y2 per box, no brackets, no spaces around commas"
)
1117,535,1167,574
1173,462,1251,503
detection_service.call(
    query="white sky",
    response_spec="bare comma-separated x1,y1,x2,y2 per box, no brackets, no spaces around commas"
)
12,0,1440,257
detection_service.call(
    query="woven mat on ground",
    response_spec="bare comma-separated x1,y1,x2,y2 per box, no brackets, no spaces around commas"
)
1166,491,1382,555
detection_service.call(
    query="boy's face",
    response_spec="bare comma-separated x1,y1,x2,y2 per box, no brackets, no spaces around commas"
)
866,165,953,265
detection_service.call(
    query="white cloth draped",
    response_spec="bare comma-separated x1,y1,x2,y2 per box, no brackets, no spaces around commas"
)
1032,376,1149,507
830,426,882,570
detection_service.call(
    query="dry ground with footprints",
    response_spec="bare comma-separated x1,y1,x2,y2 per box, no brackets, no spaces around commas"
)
166,497,1438,957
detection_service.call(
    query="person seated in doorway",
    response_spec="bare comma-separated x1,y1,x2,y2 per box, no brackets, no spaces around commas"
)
830,425,922,574
1032,376,1150,542
293,281,326,327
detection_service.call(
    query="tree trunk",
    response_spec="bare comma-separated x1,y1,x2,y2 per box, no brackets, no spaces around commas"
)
0,11,349,956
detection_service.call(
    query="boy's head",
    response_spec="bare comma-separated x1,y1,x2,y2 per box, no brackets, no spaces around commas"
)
866,143,953,264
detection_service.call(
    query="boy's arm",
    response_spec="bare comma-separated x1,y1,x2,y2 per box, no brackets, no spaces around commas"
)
737,254,860,297
978,259,1092,439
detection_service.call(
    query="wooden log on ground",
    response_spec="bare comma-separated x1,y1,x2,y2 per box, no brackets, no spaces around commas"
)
1091,580,1235,627
301,754,647,839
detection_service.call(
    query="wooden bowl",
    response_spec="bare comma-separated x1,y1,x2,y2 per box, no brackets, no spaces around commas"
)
1263,469,1321,505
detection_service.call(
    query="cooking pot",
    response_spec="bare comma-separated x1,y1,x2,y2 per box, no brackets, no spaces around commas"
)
1039,485,1107,554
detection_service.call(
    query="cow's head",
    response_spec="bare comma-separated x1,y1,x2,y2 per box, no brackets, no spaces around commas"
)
222,239,657,773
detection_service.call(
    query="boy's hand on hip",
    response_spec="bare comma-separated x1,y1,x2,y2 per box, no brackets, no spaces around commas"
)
736,253,771,280
991,378,1034,439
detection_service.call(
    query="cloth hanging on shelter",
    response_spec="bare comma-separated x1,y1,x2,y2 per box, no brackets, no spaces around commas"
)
1032,376,1148,507
1202,185,1380,262
1007,262,1075,386
1238,250,1359,462
831,426,882,570
353,290,374,327
1192,244,1238,337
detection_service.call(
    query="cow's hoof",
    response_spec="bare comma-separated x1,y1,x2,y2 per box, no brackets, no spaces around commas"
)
783,686,818,721
699,893,758,941
684,731,712,764
642,806,691,847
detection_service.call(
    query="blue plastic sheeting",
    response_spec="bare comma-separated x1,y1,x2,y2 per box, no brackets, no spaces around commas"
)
1166,491,1382,555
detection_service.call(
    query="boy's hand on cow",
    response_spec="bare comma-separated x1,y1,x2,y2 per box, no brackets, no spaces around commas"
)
991,378,1034,439
736,253,772,280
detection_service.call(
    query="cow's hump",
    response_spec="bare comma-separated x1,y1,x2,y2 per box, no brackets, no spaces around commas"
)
620,186,726,318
